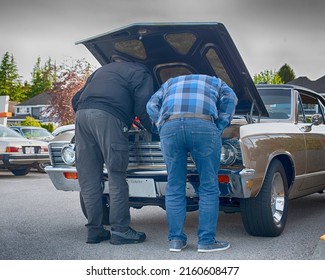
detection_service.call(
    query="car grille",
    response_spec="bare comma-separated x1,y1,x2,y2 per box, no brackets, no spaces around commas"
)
129,142,195,170
48,141,195,169
48,139,242,169
48,141,70,166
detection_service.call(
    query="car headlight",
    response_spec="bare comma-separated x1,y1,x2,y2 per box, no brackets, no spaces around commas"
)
220,143,237,165
61,144,76,165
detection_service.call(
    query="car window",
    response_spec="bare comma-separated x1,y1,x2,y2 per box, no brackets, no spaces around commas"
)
10,127,20,134
258,88,292,119
52,125,75,136
298,92,325,123
0,126,23,138
21,128,52,139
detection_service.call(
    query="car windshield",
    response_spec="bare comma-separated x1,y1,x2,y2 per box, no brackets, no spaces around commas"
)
257,88,292,119
0,126,24,138
21,128,53,139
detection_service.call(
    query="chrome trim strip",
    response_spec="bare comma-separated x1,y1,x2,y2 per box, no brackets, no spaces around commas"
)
295,170,325,179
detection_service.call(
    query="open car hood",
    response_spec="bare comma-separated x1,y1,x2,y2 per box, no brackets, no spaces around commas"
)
76,22,268,117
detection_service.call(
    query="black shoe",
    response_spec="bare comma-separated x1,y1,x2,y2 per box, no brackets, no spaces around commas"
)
86,229,111,244
110,227,146,245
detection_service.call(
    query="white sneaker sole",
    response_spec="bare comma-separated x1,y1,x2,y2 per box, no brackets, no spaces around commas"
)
198,243,230,253
169,244,187,252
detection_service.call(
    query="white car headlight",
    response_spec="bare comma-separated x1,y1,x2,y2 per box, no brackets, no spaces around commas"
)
220,143,237,166
61,144,76,165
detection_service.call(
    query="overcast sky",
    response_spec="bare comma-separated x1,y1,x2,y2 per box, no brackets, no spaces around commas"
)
1,0,324,82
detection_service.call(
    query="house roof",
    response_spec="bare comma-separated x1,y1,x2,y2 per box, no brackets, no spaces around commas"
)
17,92,51,106
287,75,325,93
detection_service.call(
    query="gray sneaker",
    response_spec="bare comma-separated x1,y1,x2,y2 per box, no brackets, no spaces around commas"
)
198,240,230,253
110,227,146,245
169,240,187,252
86,229,110,244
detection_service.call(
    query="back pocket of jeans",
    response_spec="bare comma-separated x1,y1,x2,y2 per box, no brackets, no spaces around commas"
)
192,131,218,157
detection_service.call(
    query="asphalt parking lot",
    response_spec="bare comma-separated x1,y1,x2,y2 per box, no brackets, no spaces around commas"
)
0,169,324,261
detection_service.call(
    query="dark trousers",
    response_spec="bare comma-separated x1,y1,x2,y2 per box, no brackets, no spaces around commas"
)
75,109,130,237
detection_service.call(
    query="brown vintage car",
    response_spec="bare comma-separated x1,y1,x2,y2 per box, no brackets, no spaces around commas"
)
45,22,325,237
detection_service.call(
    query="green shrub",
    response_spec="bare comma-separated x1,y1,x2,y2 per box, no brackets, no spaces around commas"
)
21,116,41,127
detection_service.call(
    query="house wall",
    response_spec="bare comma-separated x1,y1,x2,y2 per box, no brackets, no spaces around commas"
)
15,105,50,119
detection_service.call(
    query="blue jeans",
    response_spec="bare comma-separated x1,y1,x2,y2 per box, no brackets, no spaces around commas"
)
159,118,221,245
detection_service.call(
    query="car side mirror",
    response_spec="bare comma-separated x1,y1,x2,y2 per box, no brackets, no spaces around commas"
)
311,114,323,126
301,114,323,132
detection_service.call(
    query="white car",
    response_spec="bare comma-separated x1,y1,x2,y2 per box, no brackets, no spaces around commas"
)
10,126,54,141
52,124,75,137
0,125,49,176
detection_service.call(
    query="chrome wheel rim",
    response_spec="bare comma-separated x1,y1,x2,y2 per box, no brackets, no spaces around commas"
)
270,172,285,224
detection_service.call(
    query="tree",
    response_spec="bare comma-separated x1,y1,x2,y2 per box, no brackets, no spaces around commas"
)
253,70,283,85
0,52,25,101
47,58,93,124
28,57,57,99
278,63,295,83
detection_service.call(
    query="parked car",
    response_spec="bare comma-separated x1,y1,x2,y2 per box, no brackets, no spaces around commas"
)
9,126,53,172
45,22,325,237
52,124,75,137
0,125,50,176
10,126,54,142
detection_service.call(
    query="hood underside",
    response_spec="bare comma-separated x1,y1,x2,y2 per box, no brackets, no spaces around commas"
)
76,22,268,116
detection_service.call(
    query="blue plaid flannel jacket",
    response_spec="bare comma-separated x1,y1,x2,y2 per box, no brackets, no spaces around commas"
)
146,74,238,131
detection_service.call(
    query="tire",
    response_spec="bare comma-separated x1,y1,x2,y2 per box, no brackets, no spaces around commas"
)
36,162,50,173
79,192,110,225
240,159,288,237
11,168,31,176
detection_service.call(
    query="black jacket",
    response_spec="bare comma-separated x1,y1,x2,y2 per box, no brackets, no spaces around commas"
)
72,61,153,131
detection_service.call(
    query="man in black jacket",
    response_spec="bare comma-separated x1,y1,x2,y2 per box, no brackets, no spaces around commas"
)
72,61,153,244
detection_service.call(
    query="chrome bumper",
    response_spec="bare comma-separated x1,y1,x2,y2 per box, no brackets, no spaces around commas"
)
45,165,256,198
45,166,80,191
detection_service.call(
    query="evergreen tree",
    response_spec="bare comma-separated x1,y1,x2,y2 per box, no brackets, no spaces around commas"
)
278,63,295,83
28,57,56,98
0,52,25,101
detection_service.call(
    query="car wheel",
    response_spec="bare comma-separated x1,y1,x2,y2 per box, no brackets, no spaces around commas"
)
79,192,110,225
240,159,288,237
10,168,31,176
36,162,50,173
